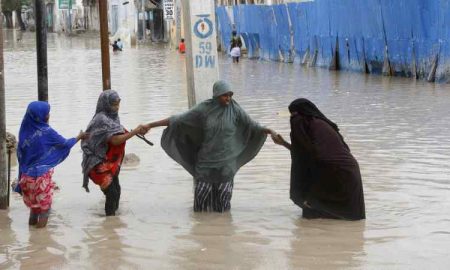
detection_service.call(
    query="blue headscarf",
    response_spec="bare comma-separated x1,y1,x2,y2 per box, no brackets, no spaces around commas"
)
15,101,77,192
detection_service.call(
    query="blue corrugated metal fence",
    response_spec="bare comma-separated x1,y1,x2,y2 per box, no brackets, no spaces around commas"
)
216,0,450,82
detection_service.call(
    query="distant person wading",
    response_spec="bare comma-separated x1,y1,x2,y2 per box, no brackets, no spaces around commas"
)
112,40,122,52
178,38,186,54
230,31,242,63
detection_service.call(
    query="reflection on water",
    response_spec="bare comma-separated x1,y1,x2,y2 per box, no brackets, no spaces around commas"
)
0,210,67,269
18,227,67,269
288,219,365,269
0,214,16,268
174,213,266,269
1,30,450,269
83,217,137,269
175,213,238,268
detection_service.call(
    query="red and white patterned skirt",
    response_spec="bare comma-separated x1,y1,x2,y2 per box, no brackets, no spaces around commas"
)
19,169,55,214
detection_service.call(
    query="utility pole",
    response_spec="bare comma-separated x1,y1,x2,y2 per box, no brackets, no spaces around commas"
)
141,0,146,41
0,4,8,209
35,0,48,101
99,0,111,90
182,0,219,107
69,0,73,35
175,0,182,46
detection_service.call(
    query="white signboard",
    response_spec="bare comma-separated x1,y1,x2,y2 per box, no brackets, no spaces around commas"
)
188,0,219,104
163,0,174,20
191,1,212,15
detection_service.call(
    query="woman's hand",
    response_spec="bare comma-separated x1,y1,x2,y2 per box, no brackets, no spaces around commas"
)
263,128,276,135
271,133,291,150
271,133,285,145
132,125,146,136
76,130,89,141
142,123,152,134
110,124,145,145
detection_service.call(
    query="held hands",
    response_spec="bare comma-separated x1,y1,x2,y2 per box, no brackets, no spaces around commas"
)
263,128,277,136
264,128,281,139
271,133,286,146
77,130,89,141
130,124,154,146
264,128,289,147
263,128,284,145
139,123,152,135
133,119,169,137
132,124,147,136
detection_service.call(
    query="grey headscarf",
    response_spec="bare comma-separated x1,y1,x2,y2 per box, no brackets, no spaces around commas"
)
81,90,124,192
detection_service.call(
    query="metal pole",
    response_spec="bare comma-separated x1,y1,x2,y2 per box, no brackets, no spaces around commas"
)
69,0,73,34
7,150,11,207
141,0,145,41
175,0,181,45
0,11,8,209
99,0,111,90
182,0,195,107
35,0,48,101
168,20,172,48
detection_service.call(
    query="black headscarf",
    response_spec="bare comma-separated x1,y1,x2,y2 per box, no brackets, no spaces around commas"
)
288,98,365,220
288,98,339,132
288,98,348,150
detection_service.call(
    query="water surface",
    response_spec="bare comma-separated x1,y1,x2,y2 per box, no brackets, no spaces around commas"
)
1,30,449,269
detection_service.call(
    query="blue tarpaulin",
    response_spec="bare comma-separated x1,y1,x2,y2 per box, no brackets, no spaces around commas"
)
216,0,450,82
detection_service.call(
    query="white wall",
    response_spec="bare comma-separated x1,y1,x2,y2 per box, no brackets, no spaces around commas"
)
109,0,137,46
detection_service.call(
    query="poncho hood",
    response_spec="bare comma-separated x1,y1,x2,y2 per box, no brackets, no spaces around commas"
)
212,80,233,98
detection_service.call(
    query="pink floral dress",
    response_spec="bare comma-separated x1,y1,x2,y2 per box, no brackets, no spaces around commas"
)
19,169,55,214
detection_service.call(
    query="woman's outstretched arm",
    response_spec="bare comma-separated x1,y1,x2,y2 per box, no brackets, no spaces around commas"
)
144,118,170,131
271,133,291,150
262,127,276,135
109,125,145,145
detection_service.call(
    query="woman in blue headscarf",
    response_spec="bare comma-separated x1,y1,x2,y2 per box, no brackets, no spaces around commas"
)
17,101,88,228
143,80,275,212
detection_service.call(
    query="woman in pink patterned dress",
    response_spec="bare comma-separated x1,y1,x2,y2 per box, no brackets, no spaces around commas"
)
16,101,88,228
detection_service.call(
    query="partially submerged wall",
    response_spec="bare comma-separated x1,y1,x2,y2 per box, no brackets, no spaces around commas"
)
216,0,450,83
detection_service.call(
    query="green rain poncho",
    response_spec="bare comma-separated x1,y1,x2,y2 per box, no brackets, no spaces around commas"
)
161,81,267,184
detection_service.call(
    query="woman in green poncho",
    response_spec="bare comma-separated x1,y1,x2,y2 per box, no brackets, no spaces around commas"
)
144,80,274,212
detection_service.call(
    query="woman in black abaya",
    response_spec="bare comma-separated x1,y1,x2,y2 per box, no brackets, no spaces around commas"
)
272,98,365,220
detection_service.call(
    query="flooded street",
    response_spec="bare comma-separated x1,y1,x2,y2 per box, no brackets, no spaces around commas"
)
1,31,450,269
